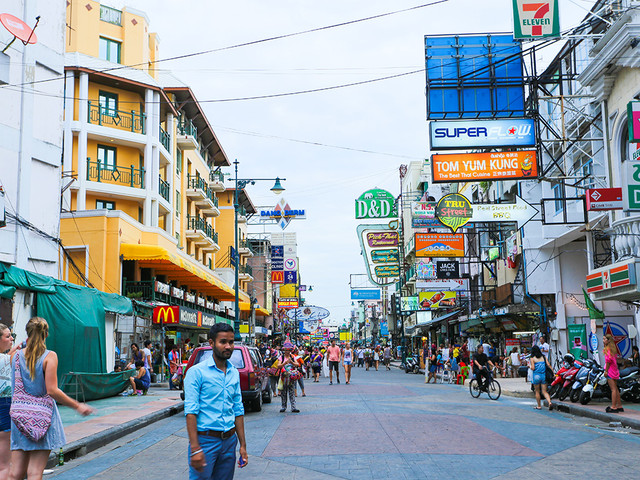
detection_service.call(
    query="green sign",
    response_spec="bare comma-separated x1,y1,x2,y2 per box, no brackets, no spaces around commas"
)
435,193,473,233
625,162,640,210
567,324,587,360
355,189,397,219
512,0,560,39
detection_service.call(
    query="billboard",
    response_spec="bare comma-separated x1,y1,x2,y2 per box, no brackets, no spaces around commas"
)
418,291,457,309
513,0,560,39
357,224,400,286
286,305,330,322
437,261,459,279
277,298,299,309
431,150,537,183
425,34,524,119
429,119,535,150
355,188,397,219
415,233,465,258
351,289,382,300
153,306,179,325
417,278,469,293
401,296,420,312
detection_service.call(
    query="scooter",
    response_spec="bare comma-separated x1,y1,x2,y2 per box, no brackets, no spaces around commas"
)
548,353,576,399
618,366,640,402
404,354,420,374
557,359,583,401
581,364,640,404
570,359,596,403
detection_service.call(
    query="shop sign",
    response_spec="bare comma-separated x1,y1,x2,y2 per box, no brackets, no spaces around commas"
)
152,306,179,325
355,189,397,219
367,231,399,247
431,150,537,182
286,305,330,321
628,101,640,142
430,118,536,150
277,298,299,309
416,260,437,279
625,161,640,210
411,201,436,219
505,338,520,347
357,224,400,286
418,291,457,309
436,261,459,279
375,265,400,277
586,188,623,211
586,260,637,293
412,217,443,228
284,271,297,284
417,278,468,292
154,281,170,295
185,291,196,303
284,257,297,271
178,306,216,328
436,194,473,233
401,296,420,312
512,0,560,39
171,286,184,299
415,233,465,258
197,296,205,307
371,249,398,264
271,270,284,284
260,198,306,230
351,289,382,300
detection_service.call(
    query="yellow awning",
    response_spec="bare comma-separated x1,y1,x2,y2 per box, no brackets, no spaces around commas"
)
239,302,270,316
120,244,249,302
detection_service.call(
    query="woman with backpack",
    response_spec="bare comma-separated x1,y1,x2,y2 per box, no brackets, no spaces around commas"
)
311,347,323,382
266,349,282,397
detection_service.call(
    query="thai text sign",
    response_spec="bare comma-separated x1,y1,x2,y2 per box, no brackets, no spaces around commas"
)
430,119,536,149
355,189,397,219
432,150,537,182
513,0,560,39
415,233,464,258
418,291,457,309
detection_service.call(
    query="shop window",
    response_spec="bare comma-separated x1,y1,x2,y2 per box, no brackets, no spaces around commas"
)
97,145,116,170
99,37,121,64
552,183,564,214
96,200,115,210
98,90,118,117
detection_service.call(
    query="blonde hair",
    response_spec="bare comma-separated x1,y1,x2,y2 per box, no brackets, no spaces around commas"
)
25,317,48,379
604,334,617,356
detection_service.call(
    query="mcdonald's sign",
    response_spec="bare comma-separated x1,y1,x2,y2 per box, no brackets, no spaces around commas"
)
271,271,284,284
153,306,180,324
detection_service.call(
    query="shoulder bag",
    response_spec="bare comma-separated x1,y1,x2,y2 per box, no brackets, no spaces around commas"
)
10,352,55,442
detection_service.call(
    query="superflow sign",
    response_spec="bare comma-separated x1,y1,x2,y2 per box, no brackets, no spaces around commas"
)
512,0,560,39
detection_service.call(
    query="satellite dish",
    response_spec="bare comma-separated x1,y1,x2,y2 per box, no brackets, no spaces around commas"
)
1,14,39,54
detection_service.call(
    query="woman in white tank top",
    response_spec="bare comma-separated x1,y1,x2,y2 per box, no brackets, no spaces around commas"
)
342,344,353,384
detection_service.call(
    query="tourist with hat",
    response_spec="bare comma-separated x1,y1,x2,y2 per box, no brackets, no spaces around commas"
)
277,341,301,413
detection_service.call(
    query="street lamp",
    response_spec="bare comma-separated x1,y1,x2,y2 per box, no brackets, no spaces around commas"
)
233,160,285,342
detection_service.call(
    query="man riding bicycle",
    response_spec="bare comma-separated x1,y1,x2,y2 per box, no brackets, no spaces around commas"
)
473,345,495,391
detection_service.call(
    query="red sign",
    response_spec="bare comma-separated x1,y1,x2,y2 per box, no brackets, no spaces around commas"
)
271,271,284,284
586,188,623,211
152,306,179,324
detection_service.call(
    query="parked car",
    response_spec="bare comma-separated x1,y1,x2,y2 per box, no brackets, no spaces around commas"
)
179,345,271,411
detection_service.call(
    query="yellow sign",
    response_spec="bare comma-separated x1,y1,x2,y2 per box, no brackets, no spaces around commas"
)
339,332,352,341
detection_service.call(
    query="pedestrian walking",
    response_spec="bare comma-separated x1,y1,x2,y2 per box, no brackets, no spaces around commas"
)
8,317,93,480
266,349,281,397
142,340,153,374
357,347,365,368
168,344,180,390
184,323,248,480
364,346,372,371
342,344,353,384
310,348,323,382
326,340,341,384
426,349,437,383
528,345,553,410
508,347,521,378
373,345,381,371
603,334,623,413
292,348,306,397
383,345,391,370
277,342,300,413
0,323,21,480
538,336,550,359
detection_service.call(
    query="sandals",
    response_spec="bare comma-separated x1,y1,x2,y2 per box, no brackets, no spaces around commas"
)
534,406,542,410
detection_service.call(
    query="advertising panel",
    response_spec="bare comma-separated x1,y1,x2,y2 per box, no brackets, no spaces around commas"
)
437,261,459,279
350,289,382,300
357,224,400,286
415,233,465,258
355,189,397,219
567,324,587,360
271,271,284,284
416,260,437,279
152,306,179,325
411,200,436,219
284,271,297,285
432,150,537,182
513,0,560,39
586,188,623,211
417,278,469,293
418,291,457,309
277,298,299,309
401,296,420,312
429,119,536,150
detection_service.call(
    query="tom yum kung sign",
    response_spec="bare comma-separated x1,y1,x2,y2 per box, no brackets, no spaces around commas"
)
431,151,538,182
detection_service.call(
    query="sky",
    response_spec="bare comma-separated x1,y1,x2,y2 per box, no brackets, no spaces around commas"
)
107,0,595,325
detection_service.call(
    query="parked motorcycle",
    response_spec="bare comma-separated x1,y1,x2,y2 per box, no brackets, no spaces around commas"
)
547,353,576,399
581,364,640,405
618,366,640,403
404,354,420,374
557,359,583,401
570,359,596,403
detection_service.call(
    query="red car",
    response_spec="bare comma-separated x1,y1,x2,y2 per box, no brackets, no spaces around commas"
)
180,345,271,411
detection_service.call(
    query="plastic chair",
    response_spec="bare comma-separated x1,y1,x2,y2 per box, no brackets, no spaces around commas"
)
457,365,470,385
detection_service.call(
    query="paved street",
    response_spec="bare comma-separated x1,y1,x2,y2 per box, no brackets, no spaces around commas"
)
49,366,640,480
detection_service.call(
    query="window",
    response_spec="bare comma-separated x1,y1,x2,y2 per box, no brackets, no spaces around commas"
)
99,37,121,64
176,149,182,175
138,207,143,223
96,200,115,210
100,5,122,26
97,145,116,170
552,183,564,214
175,192,181,214
176,232,181,247
98,91,118,117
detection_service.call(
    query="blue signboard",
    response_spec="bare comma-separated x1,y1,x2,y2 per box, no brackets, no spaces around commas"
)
271,245,284,258
425,34,525,119
429,118,536,150
380,320,389,336
351,289,382,300
589,333,598,352
229,247,237,267
284,271,297,285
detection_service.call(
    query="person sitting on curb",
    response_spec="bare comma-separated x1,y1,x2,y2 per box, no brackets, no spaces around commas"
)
128,360,150,395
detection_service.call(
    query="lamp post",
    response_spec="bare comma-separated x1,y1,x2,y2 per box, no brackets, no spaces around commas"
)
233,159,284,342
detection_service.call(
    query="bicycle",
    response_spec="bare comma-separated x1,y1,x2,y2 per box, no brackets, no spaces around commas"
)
469,370,501,400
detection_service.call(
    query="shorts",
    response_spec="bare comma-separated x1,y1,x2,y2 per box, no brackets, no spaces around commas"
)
343,361,352,366
429,365,437,373
312,365,321,374
0,397,10,432
134,378,150,391
329,361,340,371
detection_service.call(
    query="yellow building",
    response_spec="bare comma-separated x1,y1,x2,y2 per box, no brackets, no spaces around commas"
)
60,0,259,339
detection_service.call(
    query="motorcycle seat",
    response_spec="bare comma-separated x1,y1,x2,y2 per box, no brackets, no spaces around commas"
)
619,366,639,378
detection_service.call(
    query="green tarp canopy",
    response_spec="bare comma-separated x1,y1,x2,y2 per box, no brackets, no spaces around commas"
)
61,369,135,401
0,263,133,383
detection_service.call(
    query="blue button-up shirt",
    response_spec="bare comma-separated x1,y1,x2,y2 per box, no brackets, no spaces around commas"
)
184,356,244,431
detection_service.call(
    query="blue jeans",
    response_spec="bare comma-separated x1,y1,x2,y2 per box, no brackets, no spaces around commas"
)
189,433,237,480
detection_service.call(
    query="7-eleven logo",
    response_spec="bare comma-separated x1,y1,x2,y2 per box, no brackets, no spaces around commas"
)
513,0,560,39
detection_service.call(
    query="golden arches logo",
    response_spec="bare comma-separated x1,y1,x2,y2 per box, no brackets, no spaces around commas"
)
153,306,179,324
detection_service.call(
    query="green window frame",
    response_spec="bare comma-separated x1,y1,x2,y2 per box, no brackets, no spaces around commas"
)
99,37,121,64
97,145,117,171
96,200,115,210
175,191,181,214
176,149,183,175
98,90,118,117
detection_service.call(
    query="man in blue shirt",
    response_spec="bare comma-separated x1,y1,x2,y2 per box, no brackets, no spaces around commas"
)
184,323,248,479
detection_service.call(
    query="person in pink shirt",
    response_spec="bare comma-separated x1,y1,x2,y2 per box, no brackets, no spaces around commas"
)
603,334,623,413
325,340,341,385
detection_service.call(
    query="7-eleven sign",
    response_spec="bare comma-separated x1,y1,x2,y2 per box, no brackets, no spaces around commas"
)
512,0,560,39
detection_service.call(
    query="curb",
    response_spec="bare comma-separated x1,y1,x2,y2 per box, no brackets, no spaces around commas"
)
48,401,184,468
549,401,640,430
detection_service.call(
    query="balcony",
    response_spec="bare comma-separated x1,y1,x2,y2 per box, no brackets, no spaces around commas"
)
612,215,640,261
86,159,144,188
187,175,220,216
404,265,416,284
87,102,146,134
185,215,219,251
238,239,254,257
176,118,198,150
159,125,171,153
158,175,170,203
238,263,253,280
208,171,225,191
237,205,247,223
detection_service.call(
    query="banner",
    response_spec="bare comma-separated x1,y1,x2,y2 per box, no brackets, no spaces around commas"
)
432,151,537,183
430,119,536,150
567,324,587,360
418,291,457,309
512,0,560,39
415,233,464,258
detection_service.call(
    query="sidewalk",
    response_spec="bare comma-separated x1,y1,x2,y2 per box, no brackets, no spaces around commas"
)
53,384,183,466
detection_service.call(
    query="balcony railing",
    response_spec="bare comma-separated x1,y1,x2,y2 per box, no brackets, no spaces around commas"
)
87,102,146,134
177,118,197,137
159,176,170,202
188,174,218,207
209,171,224,183
160,125,171,152
86,158,144,188
612,215,640,261
239,239,254,254
186,215,218,244
238,264,253,276
100,5,122,25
